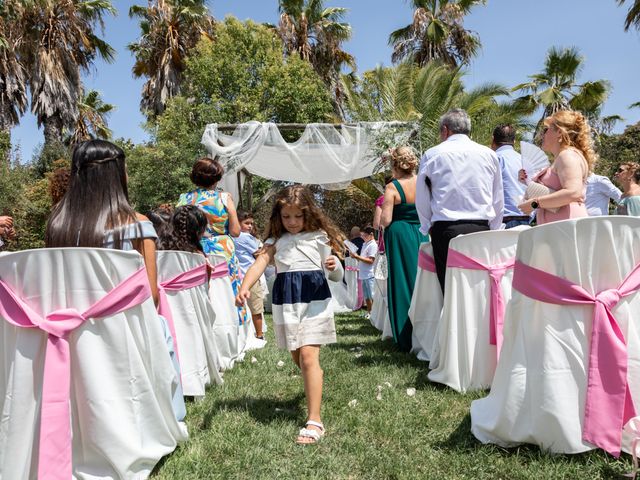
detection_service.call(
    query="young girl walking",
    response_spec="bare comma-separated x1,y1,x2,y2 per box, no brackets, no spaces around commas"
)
236,185,344,445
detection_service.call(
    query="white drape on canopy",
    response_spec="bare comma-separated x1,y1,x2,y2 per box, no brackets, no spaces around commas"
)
201,121,411,194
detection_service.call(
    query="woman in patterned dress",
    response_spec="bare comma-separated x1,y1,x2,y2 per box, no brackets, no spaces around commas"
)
177,157,247,325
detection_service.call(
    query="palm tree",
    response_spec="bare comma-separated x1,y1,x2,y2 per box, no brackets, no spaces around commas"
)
343,61,531,156
513,46,611,132
0,1,28,155
21,0,116,146
389,0,485,67
128,0,215,118
278,0,355,118
66,89,115,145
617,0,640,30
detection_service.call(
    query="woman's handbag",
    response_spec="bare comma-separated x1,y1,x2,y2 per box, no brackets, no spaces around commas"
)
524,181,560,213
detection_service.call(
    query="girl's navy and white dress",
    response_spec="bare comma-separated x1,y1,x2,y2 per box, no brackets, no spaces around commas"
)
268,231,338,351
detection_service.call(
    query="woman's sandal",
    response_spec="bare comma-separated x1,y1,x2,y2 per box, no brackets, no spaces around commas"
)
296,420,325,445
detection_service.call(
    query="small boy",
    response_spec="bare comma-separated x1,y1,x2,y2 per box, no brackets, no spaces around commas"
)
234,210,265,339
350,226,378,318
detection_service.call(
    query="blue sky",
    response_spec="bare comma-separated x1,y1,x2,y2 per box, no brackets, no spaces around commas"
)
10,0,640,161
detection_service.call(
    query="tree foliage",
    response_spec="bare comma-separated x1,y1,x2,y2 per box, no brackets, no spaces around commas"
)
125,17,334,213
128,0,215,118
513,46,611,133
596,121,640,177
389,0,485,67
277,0,355,118
343,61,532,153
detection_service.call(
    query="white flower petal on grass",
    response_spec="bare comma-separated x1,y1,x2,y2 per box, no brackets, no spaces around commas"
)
384,382,392,388
354,352,363,358
406,388,416,397
276,360,285,368
348,399,358,408
376,385,383,401
251,356,258,364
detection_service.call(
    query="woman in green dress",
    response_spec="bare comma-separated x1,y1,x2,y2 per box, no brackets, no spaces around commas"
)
380,147,429,352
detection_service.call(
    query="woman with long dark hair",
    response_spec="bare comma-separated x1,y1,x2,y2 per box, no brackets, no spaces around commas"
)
46,139,160,304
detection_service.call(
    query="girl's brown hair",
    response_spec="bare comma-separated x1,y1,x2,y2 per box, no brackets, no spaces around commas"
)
264,185,345,258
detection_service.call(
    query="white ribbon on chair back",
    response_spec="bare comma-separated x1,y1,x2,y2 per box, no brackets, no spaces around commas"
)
157,251,224,396
0,248,187,479
471,216,640,455
428,228,522,392
408,242,443,361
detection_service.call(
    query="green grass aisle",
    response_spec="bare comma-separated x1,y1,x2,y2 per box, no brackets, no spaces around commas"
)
154,312,632,479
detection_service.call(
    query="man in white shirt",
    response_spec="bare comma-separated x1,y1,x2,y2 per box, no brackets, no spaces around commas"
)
349,226,378,318
585,173,622,216
492,125,529,228
416,109,504,292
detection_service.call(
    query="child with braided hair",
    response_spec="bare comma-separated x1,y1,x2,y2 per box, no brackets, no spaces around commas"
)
156,205,207,254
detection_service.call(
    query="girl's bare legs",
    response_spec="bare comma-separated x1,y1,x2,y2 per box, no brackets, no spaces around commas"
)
296,345,323,443
290,349,301,368
253,313,264,338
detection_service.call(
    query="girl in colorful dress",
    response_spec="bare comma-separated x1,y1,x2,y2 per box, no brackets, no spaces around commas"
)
236,185,344,445
177,157,247,324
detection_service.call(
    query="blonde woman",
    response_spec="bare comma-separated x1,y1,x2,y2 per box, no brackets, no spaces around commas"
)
518,110,594,224
380,146,429,352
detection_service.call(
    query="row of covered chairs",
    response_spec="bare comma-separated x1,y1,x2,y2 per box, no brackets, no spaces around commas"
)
373,216,640,459
0,247,258,479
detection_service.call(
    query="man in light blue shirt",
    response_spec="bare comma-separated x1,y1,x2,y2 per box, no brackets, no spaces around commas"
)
585,173,622,216
491,125,528,229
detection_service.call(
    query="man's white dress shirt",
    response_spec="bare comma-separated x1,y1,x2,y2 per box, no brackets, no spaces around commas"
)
585,174,622,216
416,134,504,235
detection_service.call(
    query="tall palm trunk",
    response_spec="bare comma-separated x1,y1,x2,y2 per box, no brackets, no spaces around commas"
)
43,115,64,145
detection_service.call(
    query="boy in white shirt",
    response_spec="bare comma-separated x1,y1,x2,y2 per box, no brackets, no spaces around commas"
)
350,226,378,318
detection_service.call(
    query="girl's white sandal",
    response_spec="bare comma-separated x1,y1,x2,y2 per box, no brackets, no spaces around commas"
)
296,420,325,445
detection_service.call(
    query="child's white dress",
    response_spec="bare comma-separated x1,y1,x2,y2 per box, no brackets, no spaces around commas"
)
268,231,338,351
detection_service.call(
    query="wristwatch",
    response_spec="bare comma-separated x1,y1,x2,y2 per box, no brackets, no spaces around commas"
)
530,199,539,209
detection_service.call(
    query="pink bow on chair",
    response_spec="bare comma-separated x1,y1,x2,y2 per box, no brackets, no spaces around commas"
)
418,250,436,273
0,267,151,480
513,260,640,457
446,249,515,359
157,262,209,366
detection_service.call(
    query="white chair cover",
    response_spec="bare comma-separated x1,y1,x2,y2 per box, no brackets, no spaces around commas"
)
328,279,351,314
157,251,223,396
428,228,523,392
0,248,187,479
344,257,360,310
471,217,640,454
207,253,242,370
370,253,393,340
408,242,443,361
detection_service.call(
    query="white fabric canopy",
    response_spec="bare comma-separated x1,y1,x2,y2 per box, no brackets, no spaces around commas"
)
201,121,412,192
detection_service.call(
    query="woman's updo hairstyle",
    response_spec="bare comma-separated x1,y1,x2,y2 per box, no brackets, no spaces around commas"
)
546,110,598,172
190,157,224,188
389,146,418,174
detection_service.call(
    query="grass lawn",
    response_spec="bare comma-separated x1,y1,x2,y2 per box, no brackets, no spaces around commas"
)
154,312,633,479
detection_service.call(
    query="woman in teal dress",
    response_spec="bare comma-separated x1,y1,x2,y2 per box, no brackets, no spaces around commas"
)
380,147,429,352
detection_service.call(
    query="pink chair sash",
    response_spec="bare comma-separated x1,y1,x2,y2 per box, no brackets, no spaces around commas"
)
512,260,640,457
157,262,209,367
0,267,151,480
447,249,515,358
418,250,436,273
345,266,359,272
